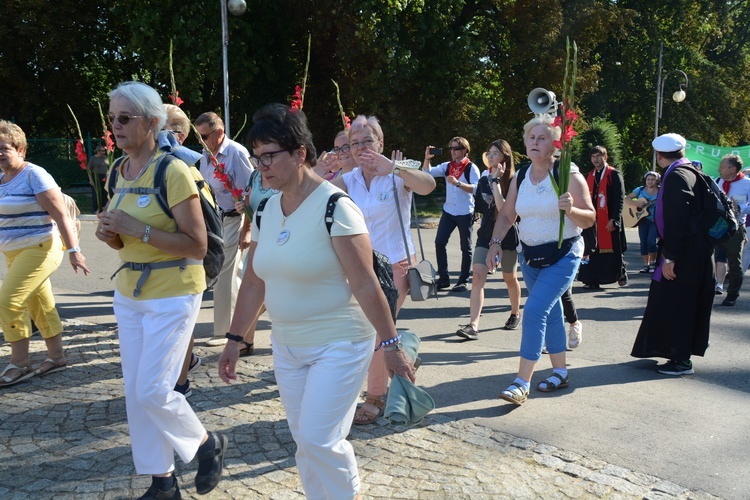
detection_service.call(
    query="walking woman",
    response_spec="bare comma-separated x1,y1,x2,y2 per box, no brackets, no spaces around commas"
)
331,114,436,424
0,120,89,387
456,139,521,340
219,104,415,499
487,115,595,405
97,82,226,498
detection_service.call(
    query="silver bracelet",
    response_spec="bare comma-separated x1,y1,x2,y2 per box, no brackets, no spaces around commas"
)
489,238,503,247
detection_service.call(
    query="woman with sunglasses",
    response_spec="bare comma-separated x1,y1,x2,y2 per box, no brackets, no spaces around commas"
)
0,120,89,387
456,139,521,340
330,115,436,425
96,81,227,498
219,104,416,499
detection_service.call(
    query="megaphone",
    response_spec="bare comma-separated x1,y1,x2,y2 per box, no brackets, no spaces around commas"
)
527,88,558,115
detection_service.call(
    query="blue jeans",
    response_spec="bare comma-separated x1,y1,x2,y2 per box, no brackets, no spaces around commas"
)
435,211,474,283
638,219,658,255
519,250,581,360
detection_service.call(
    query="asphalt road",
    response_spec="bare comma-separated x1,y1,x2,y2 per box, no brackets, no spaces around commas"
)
6,220,749,499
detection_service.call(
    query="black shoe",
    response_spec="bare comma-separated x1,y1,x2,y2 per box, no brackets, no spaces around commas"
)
451,281,468,292
722,295,738,306
436,279,451,290
456,324,478,340
618,275,628,287
174,380,192,398
503,314,521,330
137,477,181,499
581,283,601,290
195,431,228,495
657,359,694,376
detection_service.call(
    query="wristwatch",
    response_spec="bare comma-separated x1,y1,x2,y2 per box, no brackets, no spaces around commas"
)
456,181,462,188
225,332,244,342
383,342,403,352
141,224,151,243
491,177,501,184
66,246,81,254
393,166,401,175
664,258,674,264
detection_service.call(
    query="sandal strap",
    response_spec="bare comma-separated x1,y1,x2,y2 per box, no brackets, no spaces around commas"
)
241,341,254,349
504,382,527,396
364,395,385,409
540,373,566,388
1,363,30,377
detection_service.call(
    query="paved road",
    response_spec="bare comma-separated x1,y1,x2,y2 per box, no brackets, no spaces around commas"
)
1,220,746,499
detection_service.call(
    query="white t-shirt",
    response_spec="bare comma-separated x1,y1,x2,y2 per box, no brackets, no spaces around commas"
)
342,168,415,263
516,167,582,251
252,182,374,347
0,163,59,252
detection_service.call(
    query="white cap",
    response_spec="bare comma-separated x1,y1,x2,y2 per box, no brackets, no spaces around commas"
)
652,133,686,153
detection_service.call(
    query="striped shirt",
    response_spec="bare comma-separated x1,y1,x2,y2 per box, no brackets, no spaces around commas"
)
0,163,59,252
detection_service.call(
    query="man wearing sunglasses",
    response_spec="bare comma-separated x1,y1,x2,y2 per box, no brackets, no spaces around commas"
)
424,137,481,292
194,112,254,346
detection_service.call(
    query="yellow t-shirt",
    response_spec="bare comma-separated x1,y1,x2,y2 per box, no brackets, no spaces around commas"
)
110,152,206,299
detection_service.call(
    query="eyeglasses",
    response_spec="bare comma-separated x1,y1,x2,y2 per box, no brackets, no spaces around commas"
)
449,146,466,151
331,144,351,154
107,113,145,126
349,138,376,150
199,129,218,141
485,151,500,157
251,148,289,167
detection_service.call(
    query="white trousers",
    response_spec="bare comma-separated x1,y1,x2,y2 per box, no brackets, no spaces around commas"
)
114,291,206,474
214,215,244,336
273,337,374,500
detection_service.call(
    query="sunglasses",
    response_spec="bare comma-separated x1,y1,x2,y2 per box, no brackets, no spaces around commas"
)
107,113,145,126
200,129,218,141
449,146,466,151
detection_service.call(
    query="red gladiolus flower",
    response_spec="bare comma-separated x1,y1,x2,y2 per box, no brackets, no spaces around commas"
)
561,126,578,142
551,115,563,128
344,115,351,130
170,92,184,107
553,140,563,150
103,130,115,152
290,85,303,112
213,170,229,183
75,140,87,170
231,188,244,200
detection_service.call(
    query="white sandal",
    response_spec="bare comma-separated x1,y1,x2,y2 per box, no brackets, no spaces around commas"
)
0,363,35,387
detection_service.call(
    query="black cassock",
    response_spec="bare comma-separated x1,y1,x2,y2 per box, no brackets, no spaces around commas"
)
631,165,713,361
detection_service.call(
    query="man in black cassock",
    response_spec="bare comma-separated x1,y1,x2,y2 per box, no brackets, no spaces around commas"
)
631,133,714,376
579,146,627,289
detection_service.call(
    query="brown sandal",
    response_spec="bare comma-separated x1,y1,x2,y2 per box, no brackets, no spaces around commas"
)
353,395,384,425
238,341,254,357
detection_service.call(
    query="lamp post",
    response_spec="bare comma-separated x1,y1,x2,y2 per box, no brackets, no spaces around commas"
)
221,0,247,138
653,42,689,168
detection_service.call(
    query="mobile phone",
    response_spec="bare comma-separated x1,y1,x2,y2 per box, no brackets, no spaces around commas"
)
429,147,443,156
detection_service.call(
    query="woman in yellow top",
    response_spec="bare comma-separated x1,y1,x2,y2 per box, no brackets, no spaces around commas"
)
96,82,226,499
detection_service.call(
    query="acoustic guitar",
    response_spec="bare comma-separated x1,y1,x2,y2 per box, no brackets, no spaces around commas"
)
623,199,656,228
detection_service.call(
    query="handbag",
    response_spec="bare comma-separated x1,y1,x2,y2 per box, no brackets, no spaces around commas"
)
521,236,580,269
392,168,437,301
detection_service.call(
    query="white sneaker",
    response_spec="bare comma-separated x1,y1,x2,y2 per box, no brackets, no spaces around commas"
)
206,337,228,347
568,321,583,349
715,284,724,295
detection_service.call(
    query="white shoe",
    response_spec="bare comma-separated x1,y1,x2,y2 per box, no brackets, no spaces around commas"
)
206,337,228,347
568,321,583,349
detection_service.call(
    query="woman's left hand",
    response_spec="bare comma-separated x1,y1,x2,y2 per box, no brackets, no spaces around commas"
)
384,350,416,383
558,192,574,215
360,149,403,177
69,251,90,275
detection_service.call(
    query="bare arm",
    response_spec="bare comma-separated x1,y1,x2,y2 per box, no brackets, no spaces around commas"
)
333,233,416,383
36,188,90,275
359,149,436,195
561,172,596,229
219,241,265,383
100,194,207,260
486,179,519,268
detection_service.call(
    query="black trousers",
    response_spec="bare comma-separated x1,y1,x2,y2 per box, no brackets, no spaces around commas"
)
435,211,473,283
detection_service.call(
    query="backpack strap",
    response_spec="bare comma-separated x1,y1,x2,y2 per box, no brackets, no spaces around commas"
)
515,160,560,189
325,192,350,235
255,197,270,230
107,156,126,199
151,154,177,218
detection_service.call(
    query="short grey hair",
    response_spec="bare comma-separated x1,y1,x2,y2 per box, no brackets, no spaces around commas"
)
522,114,561,142
109,81,167,135
349,115,384,143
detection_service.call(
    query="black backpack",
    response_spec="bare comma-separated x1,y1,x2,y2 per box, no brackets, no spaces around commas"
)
109,154,225,280
678,165,738,242
256,192,399,323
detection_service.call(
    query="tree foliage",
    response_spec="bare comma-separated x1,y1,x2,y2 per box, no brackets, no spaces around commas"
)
2,0,750,174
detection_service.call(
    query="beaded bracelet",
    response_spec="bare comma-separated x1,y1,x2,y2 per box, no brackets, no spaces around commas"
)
374,333,402,352
489,238,503,247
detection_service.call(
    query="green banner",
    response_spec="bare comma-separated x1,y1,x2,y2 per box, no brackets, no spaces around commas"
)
685,140,750,177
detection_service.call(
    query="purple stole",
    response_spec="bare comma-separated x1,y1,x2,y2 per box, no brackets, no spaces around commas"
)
653,158,691,282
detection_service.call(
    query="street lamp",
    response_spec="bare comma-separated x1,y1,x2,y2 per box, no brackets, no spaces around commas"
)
221,0,247,138
653,42,689,167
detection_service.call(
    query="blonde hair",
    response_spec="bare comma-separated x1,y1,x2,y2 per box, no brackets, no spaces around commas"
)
522,114,561,142
0,120,27,152
349,115,383,143
164,104,191,136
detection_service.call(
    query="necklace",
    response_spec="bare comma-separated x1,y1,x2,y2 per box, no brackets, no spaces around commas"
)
113,150,157,210
277,178,320,245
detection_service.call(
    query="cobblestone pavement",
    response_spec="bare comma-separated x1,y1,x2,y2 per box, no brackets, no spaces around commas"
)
0,320,721,499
